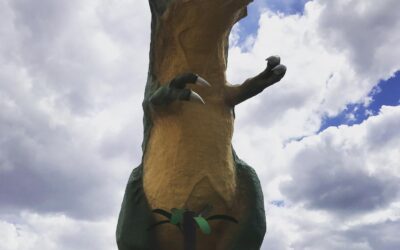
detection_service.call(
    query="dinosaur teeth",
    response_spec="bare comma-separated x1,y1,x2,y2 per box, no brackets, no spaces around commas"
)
196,76,211,87
190,91,206,104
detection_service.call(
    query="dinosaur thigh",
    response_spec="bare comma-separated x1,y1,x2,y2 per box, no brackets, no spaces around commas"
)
116,165,159,250
215,161,267,250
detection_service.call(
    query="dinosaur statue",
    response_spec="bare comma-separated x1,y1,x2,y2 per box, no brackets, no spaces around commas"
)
116,0,286,249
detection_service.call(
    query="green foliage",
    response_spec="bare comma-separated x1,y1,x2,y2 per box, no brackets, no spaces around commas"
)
170,208,185,225
148,205,239,250
193,216,211,235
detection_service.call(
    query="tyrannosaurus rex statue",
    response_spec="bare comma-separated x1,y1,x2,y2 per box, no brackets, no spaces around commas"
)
116,0,286,249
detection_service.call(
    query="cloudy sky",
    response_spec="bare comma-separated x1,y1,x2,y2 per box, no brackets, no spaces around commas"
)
1,0,399,249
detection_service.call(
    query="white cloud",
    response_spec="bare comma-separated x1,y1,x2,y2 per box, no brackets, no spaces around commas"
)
0,1,152,249
258,106,400,249
229,0,400,192
226,1,400,249
281,106,400,216
0,0,150,220
230,0,400,136
316,0,400,79
0,213,116,250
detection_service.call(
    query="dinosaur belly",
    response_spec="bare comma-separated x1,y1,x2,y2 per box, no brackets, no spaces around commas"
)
143,98,237,213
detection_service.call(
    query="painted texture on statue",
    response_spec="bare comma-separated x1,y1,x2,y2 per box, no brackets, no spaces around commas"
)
117,0,287,249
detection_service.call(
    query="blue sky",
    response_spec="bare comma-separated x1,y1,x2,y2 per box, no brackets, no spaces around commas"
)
238,0,400,133
229,1,400,248
236,0,311,45
320,71,400,131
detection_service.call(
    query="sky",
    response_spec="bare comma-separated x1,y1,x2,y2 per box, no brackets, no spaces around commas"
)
0,0,399,249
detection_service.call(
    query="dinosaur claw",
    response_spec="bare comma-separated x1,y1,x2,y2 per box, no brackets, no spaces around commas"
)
266,56,281,66
272,65,287,75
190,91,205,104
195,76,211,87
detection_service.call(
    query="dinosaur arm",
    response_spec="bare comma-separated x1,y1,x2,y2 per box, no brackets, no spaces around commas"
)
225,56,286,106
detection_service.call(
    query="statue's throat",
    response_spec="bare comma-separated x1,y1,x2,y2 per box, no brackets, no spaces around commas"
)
152,0,247,85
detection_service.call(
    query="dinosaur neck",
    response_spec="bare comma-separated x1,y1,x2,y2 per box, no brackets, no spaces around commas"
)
150,0,249,87
155,23,227,86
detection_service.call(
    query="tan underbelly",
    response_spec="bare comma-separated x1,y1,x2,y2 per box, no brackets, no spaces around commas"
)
143,99,237,213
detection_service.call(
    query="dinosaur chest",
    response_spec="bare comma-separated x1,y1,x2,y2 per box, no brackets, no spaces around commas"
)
143,100,237,212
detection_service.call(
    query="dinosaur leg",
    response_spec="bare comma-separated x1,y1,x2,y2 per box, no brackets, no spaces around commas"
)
216,151,267,250
116,165,159,250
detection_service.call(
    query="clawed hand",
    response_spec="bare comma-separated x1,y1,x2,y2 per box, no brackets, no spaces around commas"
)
149,73,211,106
149,55,286,107
225,55,287,106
